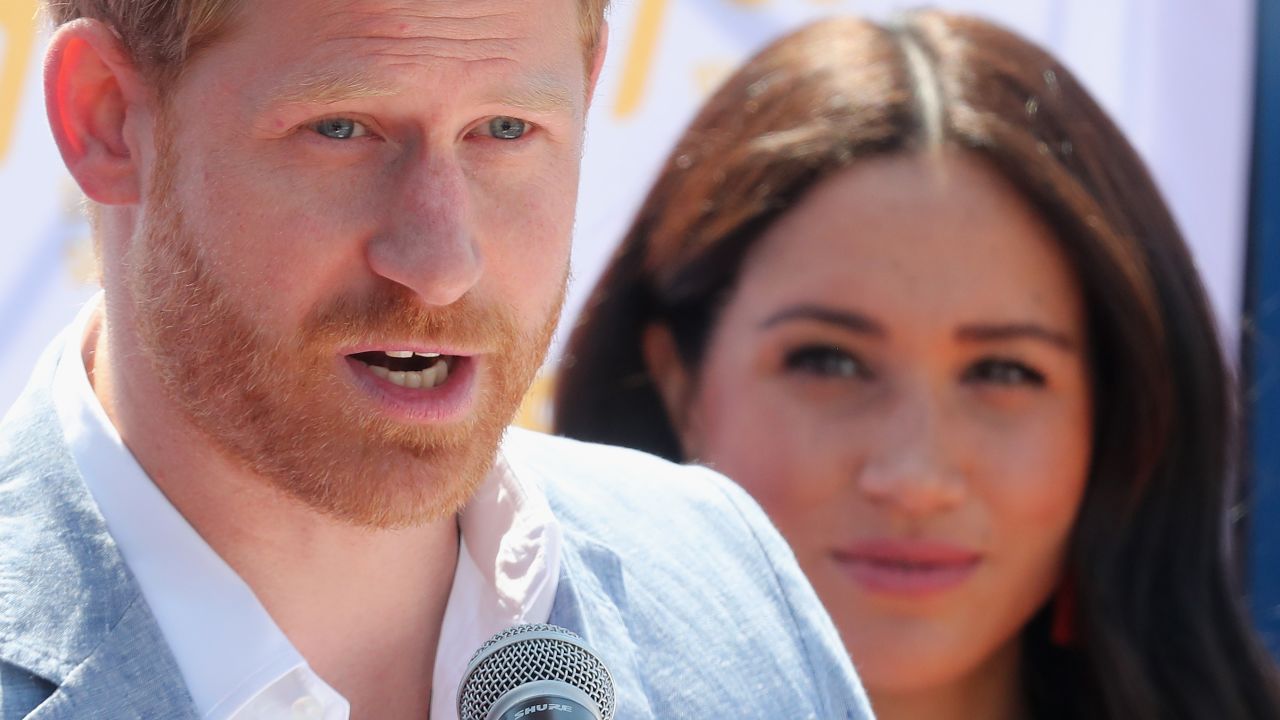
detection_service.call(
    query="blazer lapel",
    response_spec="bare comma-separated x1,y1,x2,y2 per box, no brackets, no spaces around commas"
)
548,528,654,720
0,339,197,718
26,599,198,720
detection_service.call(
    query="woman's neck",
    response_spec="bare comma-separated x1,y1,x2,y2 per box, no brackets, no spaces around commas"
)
870,639,1028,720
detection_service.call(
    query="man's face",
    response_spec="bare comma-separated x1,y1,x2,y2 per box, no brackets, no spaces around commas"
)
124,0,592,527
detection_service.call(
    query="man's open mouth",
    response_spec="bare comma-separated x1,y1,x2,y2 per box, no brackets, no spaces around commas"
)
348,350,453,389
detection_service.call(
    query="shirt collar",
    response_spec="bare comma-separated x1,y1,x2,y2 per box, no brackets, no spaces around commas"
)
51,295,561,720
432,451,562,720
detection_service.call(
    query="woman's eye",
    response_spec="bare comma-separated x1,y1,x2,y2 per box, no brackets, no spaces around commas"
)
783,346,867,379
310,118,369,140
964,359,1046,387
486,116,529,140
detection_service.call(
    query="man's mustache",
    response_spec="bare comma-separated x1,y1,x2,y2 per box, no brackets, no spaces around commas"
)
300,283,518,351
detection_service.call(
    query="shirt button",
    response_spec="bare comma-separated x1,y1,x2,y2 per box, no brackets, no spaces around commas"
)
292,695,324,720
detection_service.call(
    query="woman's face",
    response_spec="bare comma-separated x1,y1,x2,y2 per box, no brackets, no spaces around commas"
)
668,150,1093,696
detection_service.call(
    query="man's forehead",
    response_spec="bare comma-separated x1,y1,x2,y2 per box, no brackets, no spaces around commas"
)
236,0,577,57
228,0,583,108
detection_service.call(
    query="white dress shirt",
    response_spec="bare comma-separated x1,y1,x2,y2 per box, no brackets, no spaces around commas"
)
50,296,561,720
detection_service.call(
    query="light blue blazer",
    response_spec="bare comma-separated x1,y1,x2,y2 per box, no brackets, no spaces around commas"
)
0,338,874,719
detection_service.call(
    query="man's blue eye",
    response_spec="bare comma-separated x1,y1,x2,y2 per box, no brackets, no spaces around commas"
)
488,117,528,140
312,118,367,140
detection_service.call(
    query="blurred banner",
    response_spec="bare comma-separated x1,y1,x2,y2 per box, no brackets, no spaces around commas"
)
1248,0,1280,659
0,0,1256,417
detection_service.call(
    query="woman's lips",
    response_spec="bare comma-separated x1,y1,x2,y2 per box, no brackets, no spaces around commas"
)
832,539,982,598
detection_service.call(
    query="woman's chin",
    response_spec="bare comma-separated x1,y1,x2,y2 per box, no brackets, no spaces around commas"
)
856,656,967,697
839,620,1011,697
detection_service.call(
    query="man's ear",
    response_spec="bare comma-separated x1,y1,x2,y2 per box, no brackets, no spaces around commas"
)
585,21,609,108
641,322,702,458
44,18,148,205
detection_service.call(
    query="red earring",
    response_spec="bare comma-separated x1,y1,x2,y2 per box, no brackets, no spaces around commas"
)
1051,575,1078,646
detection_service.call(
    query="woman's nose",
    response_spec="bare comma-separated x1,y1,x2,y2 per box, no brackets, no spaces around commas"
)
855,390,967,518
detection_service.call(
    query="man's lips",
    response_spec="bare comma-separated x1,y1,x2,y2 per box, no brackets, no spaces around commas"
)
832,539,983,598
339,346,480,423
348,349,455,389
341,341,481,358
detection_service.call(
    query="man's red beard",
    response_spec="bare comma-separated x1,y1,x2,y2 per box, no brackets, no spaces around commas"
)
123,117,563,528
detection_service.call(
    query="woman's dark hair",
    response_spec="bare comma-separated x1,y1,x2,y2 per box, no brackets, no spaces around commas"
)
554,11,1280,720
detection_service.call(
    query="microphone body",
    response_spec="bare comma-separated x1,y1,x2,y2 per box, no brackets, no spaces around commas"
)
458,624,616,720
485,682,596,719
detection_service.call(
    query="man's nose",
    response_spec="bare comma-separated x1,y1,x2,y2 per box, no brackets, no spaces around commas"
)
855,390,966,518
365,154,483,307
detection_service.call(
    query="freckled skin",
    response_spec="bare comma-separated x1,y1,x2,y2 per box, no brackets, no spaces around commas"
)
62,0,598,716
681,151,1093,717
145,0,582,517
94,0,594,529
155,0,586,344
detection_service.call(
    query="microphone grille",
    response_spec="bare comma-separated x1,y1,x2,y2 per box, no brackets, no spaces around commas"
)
458,624,616,720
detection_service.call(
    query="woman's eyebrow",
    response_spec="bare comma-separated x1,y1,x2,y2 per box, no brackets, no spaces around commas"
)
759,304,886,336
955,323,1079,351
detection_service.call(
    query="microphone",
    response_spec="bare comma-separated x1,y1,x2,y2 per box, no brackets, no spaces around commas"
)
457,624,616,720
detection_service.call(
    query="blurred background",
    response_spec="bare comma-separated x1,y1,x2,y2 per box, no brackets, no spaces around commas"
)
2,0,1277,652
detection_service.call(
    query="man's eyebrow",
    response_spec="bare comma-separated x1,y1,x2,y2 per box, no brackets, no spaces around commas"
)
955,323,1079,351
265,69,400,107
263,67,576,116
495,75,577,115
759,304,887,336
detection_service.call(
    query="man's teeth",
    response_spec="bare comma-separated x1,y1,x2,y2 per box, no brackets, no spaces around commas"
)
382,350,441,359
367,360,450,388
